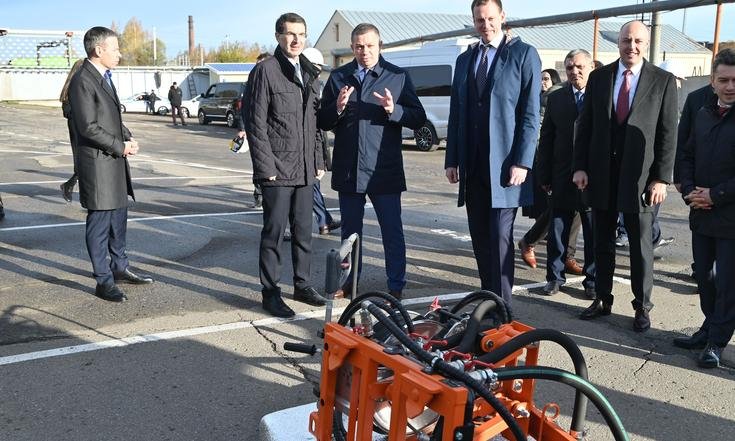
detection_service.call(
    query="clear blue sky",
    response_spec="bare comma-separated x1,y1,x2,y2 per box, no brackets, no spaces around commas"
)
2,0,733,58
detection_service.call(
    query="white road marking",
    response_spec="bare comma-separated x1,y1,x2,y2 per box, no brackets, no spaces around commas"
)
0,211,256,232
0,175,250,186
0,208,339,232
0,276,628,366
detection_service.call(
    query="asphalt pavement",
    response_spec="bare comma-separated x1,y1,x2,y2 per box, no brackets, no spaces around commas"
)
0,104,733,441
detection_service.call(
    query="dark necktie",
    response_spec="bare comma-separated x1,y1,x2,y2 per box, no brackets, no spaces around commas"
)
476,45,490,94
294,62,303,85
616,69,631,124
358,68,369,83
575,91,584,114
718,105,730,118
104,69,113,89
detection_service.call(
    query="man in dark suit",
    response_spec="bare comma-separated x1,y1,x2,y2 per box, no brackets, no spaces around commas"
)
318,23,425,299
675,48,735,368
573,21,678,331
247,13,326,317
69,26,153,302
445,0,541,304
536,49,596,297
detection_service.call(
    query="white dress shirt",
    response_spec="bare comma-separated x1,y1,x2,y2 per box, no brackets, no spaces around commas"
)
612,60,643,111
473,32,505,77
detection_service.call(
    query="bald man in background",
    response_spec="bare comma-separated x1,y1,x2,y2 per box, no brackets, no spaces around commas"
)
573,20,678,331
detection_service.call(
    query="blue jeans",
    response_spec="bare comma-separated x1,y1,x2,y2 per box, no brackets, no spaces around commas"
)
312,181,333,228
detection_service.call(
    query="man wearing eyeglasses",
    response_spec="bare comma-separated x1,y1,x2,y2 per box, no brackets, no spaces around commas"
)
247,12,327,317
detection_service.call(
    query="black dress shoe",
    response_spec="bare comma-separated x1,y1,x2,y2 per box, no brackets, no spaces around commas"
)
633,308,651,332
262,294,295,318
697,344,724,368
319,221,342,235
541,281,563,296
579,299,612,320
673,329,708,349
294,286,327,306
114,268,154,285
584,286,597,300
95,283,127,302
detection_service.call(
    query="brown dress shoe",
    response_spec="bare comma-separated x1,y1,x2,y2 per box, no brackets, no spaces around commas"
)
565,258,584,275
518,239,537,268
333,283,353,299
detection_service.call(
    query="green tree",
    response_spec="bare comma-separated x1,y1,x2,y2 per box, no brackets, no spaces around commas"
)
118,17,166,66
204,41,269,63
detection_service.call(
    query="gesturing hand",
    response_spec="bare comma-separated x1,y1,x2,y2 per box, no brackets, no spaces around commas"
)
336,86,355,114
372,88,394,115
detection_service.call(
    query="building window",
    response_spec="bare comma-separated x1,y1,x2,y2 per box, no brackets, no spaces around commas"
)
335,23,339,42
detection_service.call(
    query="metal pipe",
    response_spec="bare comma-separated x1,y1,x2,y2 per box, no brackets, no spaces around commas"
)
650,1,663,65
593,16,599,61
330,0,734,57
712,1,723,57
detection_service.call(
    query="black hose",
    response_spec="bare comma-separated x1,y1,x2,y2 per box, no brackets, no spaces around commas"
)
338,291,414,333
455,300,499,354
450,290,512,324
477,328,589,434
364,302,526,441
494,366,629,441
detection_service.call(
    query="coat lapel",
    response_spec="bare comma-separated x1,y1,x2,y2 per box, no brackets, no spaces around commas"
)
629,61,655,118
84,60,119,106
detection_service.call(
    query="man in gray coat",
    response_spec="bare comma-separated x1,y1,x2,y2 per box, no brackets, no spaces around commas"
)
69,26,153,302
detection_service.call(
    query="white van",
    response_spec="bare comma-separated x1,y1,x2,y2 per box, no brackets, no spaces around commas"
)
382,38,477,151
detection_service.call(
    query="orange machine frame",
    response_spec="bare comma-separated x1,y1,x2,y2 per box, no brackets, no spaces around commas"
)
309,321,581,441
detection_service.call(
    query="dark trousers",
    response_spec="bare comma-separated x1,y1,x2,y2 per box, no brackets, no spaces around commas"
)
465,179,517,304
524,204,581,259
617,203,663,244
339,192,405,292
692,233,735,347
594,209,654,311
547,208,595,289
253,182,262,206
86,207,129,286
170,104,185,124
312,181,333,228
259,185,313,295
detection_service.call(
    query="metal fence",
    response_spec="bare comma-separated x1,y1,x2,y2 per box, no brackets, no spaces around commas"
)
0,29,85,68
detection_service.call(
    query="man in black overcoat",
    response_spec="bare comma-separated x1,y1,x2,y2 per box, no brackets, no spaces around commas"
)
573,21,678,331
69,26,153,302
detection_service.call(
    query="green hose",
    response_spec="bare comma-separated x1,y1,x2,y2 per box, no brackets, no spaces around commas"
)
494,366,630,441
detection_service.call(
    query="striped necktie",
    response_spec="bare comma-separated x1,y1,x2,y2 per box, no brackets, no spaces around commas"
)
575,91,584,114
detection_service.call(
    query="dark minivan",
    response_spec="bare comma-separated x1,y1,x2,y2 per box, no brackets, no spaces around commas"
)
197,82,246,128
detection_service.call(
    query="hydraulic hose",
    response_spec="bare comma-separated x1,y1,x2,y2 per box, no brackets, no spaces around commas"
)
450,290,513,324
338,291,414,333
477,328,589,434
364,302,526,441
456,300,499,354
494,366,629,441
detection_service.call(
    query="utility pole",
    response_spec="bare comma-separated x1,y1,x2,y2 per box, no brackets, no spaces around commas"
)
649,0,662,65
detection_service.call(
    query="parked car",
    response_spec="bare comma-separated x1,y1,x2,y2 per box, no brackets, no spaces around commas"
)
179,95,202,119
119,92,169,115
197,82,246,128
382,39,474,151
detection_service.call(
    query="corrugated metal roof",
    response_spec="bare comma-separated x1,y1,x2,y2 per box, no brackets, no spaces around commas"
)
336,10,708,54
205,63,256,73
338,10,473,43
